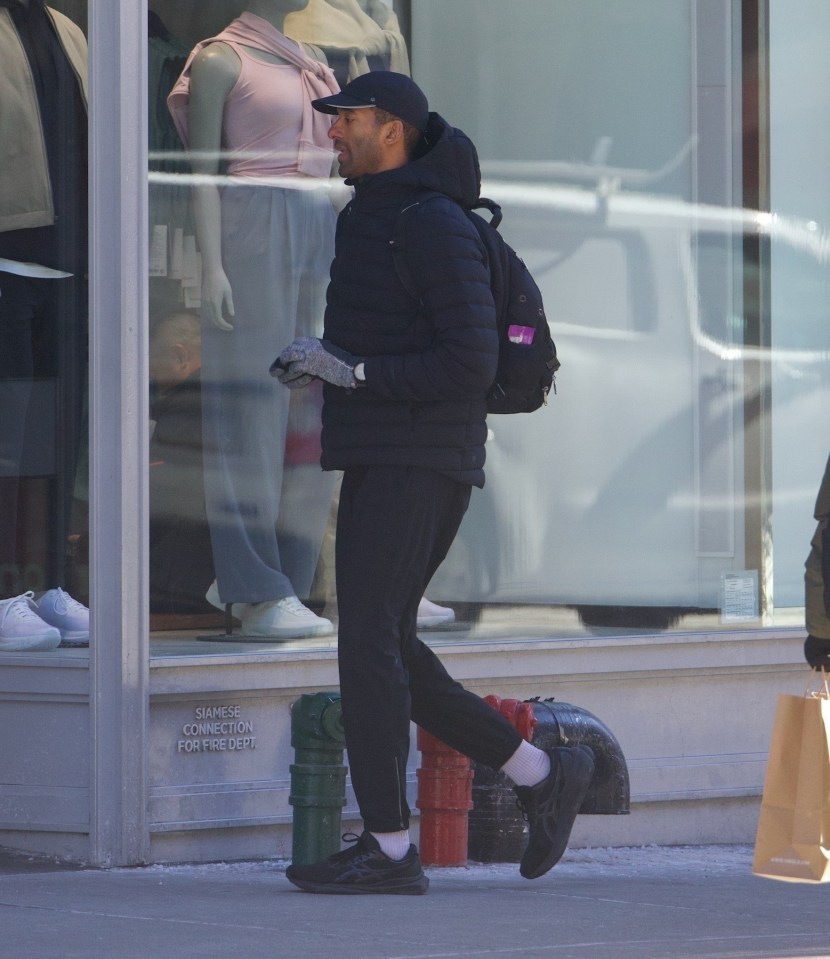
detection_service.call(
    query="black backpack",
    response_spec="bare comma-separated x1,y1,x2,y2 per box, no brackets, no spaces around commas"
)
391,191,559,414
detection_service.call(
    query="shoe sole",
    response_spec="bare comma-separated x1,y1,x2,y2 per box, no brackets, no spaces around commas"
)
243,623,335,639
286,874,429,895
53,626,89,644
520,747,595,880
0,635,61,652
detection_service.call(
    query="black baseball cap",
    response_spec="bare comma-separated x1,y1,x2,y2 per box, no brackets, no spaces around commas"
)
312,71,429,134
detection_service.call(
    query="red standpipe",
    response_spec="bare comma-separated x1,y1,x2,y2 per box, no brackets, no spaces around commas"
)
415,727,473,866
484,695,537,742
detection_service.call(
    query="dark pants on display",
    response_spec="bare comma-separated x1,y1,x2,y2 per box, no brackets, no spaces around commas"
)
335,464,522,833
0,271,86,598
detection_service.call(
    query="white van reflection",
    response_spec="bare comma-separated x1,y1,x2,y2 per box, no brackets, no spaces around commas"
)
428,166,830,628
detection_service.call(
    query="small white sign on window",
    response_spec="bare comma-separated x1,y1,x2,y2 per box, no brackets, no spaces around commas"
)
721,570,759,623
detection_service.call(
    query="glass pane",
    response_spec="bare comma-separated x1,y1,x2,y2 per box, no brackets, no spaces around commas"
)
146,0,830,644
412,0,830,634
0,0,90,651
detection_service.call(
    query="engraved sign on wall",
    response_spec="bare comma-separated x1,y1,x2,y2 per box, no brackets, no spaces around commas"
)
177,703,256,754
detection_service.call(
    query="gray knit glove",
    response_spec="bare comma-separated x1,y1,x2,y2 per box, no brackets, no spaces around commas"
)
274,337,359,389
269,356,315,390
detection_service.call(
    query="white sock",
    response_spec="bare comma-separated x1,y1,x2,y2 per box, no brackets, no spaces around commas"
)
500,739,551,788
370,830,411,861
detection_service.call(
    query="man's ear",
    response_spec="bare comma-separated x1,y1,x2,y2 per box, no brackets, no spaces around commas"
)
385,119,404,144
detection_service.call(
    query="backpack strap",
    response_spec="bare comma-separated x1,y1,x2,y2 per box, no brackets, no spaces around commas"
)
465,208,509,322
391,192,504,299
471,196,503,229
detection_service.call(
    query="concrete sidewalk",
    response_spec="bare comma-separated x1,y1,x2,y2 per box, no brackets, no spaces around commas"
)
1,844,827,959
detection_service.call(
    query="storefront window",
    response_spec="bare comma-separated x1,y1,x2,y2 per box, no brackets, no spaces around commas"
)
146,0,830,645
147,0,407,641
0,0,90,653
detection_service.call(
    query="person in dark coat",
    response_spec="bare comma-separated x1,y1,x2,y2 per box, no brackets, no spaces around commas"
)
804,454,830,669
274,72,594,895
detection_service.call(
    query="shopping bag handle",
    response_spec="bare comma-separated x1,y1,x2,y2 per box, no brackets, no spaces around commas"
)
804,668,830,699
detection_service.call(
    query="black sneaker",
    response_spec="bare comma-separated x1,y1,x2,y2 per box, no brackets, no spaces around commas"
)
285,832,429,895
514,745,595,880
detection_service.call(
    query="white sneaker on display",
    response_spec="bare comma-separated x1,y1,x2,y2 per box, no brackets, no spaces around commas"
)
0,593,61,652
417,597,456,629
241,596,334,639
33,588,89,647
205,580,249,620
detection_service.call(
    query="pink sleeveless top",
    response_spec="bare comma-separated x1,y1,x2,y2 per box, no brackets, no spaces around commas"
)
221,47,306,178
168,13,338,180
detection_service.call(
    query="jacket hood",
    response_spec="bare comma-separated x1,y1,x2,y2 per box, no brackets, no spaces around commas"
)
353,112,482,208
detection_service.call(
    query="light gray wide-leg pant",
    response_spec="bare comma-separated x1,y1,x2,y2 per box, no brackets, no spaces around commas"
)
201,181,336,605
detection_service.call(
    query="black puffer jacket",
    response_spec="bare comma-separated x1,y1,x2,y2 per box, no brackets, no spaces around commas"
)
320,113,498,488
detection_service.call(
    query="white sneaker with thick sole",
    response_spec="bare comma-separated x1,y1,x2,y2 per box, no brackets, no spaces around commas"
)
241,596,334,638
0,593,61,652
33,588,89,646
417,597,455,629
205,580,249,620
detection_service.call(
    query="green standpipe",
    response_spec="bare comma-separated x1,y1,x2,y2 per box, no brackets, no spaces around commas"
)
289,691,347,865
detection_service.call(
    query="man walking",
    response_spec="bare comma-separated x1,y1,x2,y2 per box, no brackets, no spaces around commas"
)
274,71,594,895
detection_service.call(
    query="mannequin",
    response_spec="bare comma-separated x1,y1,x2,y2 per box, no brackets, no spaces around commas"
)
284,0,409,85
167,0,340,638
0,0,90,650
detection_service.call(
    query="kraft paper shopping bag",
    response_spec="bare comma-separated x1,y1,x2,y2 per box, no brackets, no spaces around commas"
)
752,678,830,883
